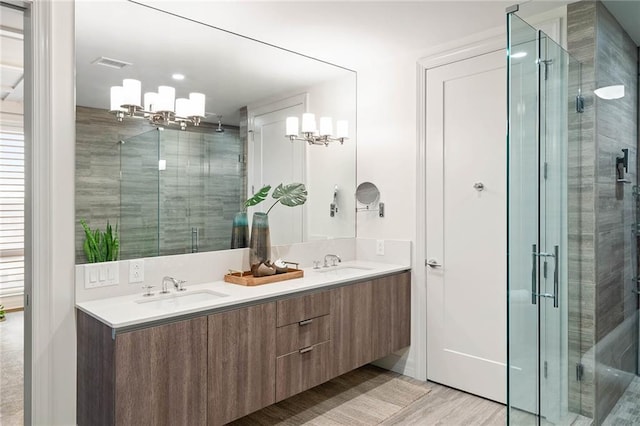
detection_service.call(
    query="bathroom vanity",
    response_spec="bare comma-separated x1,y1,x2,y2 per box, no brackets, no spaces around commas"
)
76,265,411,425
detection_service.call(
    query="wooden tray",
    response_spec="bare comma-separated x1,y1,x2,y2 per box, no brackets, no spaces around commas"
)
224,268,304,286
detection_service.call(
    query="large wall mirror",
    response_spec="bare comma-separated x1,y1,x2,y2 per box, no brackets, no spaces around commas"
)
74,0,356,263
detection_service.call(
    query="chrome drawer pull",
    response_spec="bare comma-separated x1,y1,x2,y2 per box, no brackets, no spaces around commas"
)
298,319,313,326
299,346,314,354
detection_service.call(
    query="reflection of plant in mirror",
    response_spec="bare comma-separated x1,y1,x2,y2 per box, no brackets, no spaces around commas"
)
243,185,271,211
0,304,5,322
266,183,308,214
80,219,120,263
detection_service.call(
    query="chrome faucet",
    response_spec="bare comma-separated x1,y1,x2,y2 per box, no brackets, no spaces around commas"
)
323,254,341,267
161,276,186,293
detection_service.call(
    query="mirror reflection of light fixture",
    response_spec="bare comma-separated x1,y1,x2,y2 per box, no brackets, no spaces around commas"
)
594,84,625,100
285,113,348,146
109,78,205,130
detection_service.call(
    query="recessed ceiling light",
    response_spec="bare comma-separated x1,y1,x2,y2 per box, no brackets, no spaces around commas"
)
172,73,185,81
511,51,527,59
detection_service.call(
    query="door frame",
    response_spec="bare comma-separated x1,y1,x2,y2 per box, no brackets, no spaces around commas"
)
416,8,565,385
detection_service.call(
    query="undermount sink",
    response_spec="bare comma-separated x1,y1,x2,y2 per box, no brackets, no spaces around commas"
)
314,265,373,275
136,289,228,310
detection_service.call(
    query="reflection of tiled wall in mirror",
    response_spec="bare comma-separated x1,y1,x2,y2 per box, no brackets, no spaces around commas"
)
75,106,244,263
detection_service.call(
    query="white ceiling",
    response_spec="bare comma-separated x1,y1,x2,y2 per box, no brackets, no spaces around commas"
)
7,0,640,113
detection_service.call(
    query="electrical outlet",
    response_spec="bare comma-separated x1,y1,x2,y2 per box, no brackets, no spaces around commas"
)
376,239,385,256
129,259,144,283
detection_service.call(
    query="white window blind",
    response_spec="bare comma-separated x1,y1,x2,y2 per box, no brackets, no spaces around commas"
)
0,131,24,297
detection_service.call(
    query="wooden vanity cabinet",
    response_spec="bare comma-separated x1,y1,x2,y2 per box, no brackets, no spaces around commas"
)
331,271,412,377
208,302,277,425
76,311,208,426
77,271,411,426
275,291,332,401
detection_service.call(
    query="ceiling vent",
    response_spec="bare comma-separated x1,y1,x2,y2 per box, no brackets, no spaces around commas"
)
91,56,131,69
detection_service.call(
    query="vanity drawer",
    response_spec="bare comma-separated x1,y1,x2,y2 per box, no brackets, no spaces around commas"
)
276,314,331,356
276,291,330,327
275,340,331,402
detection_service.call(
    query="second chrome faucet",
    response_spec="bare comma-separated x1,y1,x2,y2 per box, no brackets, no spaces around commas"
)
161,276,186,294
323,254,341,268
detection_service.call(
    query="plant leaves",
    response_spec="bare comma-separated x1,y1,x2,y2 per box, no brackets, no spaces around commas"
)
243,185,271,209
271,183,308,208
80,219,120,263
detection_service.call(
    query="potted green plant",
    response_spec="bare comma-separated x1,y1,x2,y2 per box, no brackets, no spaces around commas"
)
80,219,120,263
249,183,307,276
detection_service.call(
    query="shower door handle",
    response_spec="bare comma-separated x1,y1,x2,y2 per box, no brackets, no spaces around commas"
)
552,245,559,308
531,244,537,305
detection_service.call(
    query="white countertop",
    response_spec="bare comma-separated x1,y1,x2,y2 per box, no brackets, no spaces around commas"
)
76,261,410,329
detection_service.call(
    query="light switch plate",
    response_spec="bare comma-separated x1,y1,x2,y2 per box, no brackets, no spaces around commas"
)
376,239,385,256
84,263,119,289
129,259,144,283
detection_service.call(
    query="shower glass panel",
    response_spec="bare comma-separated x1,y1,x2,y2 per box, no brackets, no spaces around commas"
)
120,129,160,260
507,12,584,425
120,127,244,259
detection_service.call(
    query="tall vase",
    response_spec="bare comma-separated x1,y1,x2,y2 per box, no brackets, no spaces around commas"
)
249,212,271,273
230,212,249,249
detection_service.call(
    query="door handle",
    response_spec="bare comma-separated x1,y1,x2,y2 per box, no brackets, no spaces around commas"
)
426,259,442,268
553,245,559,308
531,244,537,305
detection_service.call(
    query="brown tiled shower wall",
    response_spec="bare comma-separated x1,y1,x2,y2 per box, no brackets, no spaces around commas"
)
75,106,246,263
568,1,639,423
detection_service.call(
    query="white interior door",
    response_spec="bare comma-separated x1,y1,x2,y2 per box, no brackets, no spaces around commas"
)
250,98,305,246
426,49,507,403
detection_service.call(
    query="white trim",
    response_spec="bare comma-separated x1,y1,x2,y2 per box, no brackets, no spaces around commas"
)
27,0,77,423
25,0,53,422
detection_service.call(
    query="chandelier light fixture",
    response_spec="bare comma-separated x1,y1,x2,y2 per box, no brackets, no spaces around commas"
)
109,78,206,130
285,113,348,146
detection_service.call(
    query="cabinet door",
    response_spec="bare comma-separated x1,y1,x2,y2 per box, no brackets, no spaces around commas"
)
208,302,277,425
331,281,373,377
372,271,412,359
114,317,208,426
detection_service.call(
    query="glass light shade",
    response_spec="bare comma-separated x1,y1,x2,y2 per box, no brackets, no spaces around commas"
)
285,117,299,136
175,98,191,118
594,85,624,100
110,86,125,112
189,92,205,117
144,92,158,113
122,79,141,107
319,117,333,136
336,120,349,138
301,113,316,133
156,85,175,112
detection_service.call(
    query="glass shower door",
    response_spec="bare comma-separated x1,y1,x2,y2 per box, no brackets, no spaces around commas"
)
508,12,581,425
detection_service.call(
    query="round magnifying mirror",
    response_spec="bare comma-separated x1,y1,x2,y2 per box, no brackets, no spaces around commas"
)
355,182,380,205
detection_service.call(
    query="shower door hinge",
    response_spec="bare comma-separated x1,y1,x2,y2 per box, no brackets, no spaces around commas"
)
543,162,548,179
576,363,584,381
544,361,548,378
543,260,548,278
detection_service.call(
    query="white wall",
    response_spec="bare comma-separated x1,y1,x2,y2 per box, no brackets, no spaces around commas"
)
306,73,357,240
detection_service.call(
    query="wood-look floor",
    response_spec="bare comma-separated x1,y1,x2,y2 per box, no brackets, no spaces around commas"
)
232,365,507,425
0,310,23,426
